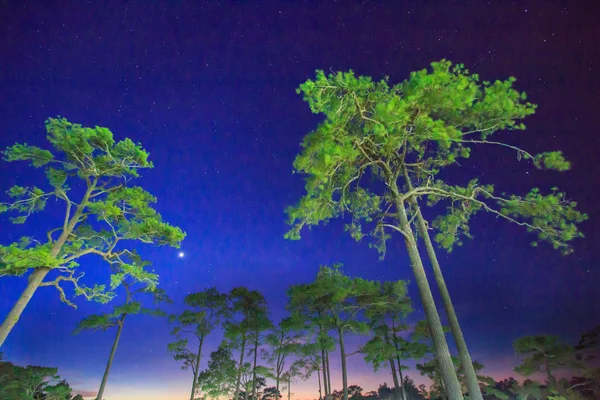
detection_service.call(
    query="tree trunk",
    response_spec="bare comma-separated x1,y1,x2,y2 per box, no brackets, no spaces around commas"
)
326,351,332,400
189,334,205,400
389,357,402,400
396,357,408,400
234,336,247,400
317,367,323,400
545,359,555,389
0,268,50,348
402,169,482,400
252,333,259,400
96,314,126,400
337,327,348,400
321,348,329,400
287,377,291,400
393,196,463,400
0,183,94,348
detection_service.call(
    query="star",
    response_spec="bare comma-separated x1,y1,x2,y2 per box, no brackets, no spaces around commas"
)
178,251,185,258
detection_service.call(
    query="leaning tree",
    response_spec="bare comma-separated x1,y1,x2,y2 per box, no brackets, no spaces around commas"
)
0,117,185,347
285,61,587,399
74,255,169,400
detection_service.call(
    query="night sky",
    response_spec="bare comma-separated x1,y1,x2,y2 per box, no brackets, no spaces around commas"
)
1,1,599,399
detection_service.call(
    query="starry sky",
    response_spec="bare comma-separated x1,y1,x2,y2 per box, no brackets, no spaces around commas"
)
0,1,599,399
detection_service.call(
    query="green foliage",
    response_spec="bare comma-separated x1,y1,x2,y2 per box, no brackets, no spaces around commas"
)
289,265,393,336
74,270,168,335
197,347,238,400
0,117,185,309
0,358,79,400
261,318,303,386
513,335,577,381
285,61,585,260
362,281,416,376
169,288,228,379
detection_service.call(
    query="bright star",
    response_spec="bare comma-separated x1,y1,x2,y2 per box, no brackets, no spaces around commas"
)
178,251,185,258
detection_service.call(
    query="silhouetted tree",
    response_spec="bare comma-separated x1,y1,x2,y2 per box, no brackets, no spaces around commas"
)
363,281,413,400
169,288,228,400
225,287,269,400
290,265,394,400
262,386,282,400
0,356,80,399
262,318,302,399
287,278,336,400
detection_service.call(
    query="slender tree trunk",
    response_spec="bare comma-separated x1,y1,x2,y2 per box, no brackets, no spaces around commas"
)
0,183,94,348
402,169,483,400
252,333,259,400
321,348,329,400
189,334,205,400
317,367,323,400
287,377,291,400
393,195,463,400
276,373,280,400
0,268,50,347
337,327,348,400
389,357,402,400
385,330,402,400
325,351,332,400
390,329,409,400
234,336,247,400
96,314,126,400
396,357,408,400
545,360,555,389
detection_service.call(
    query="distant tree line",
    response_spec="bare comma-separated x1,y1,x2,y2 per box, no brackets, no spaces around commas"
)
167,268,599,400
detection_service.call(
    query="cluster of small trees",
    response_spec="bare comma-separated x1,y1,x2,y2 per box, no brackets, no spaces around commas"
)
169,265,419,400
170,270,600,400
0,60,592,400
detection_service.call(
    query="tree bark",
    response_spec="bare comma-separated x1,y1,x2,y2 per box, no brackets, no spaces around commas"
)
233,336,247,400
0,268,50,347
393,196,463,400
189,334,205,400
96,314,126,400
337,327,348,400
403,168,482,400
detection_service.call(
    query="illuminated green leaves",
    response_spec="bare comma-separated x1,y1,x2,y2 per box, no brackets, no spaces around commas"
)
0,117,185,313
532,151,571,171
286,61,585,260
0,242,59,276
2,143,54,167
500,188,587,254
